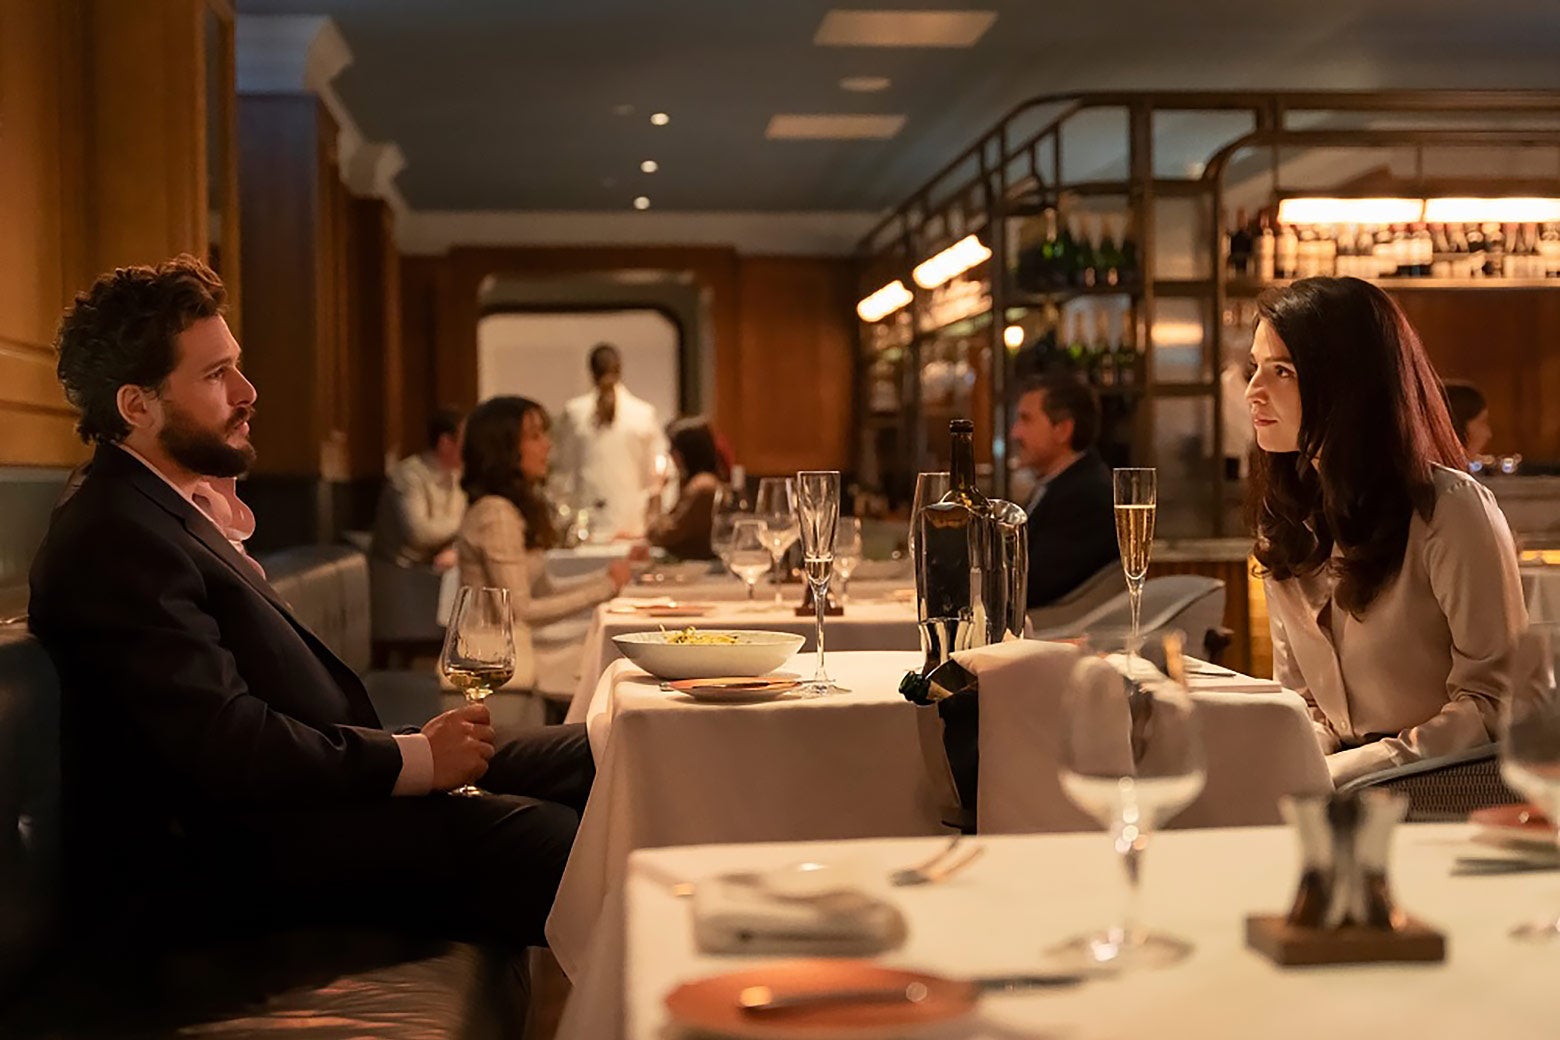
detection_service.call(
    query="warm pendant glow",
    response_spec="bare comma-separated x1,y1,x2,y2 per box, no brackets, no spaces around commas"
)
1276,197,1423,226
1003,325,1025,349
857,279,913,322
1421,197,1560,224
912,234,992,289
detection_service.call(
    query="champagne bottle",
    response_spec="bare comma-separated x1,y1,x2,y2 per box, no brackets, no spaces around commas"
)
1074,215,1098,288
1255,213,1276,282
1227,208,1253,277
1039,206,1063,290
1097,216,1124,287
915,419,993,663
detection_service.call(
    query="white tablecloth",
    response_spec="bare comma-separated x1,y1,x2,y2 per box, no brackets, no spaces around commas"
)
546,650,944,987
564,598,921,723
625,573,912,603
545,543,635,580
593,824,1547,1040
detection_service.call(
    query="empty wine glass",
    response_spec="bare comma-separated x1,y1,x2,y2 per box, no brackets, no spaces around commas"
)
1051,639,1206,969
832,517,864,604
727,518,773,604
1500,622,1560,941
710,512,739,572
755,477,799,607
796,471,841,695
1112,468,1157,679
438,586,516,797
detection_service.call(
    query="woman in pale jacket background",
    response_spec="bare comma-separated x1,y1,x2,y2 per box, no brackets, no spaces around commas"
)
1244,276,1527,786
456,396,631,696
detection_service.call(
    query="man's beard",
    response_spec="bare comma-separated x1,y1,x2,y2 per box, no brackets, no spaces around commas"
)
159,402,256,478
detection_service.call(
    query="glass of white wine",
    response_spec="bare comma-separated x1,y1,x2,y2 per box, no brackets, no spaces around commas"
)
727,517,774,604
1500,622,1560,941
796,471,841,695
438,586,515,797
1052,634,1206,970
1112,468,1157,679
832,517,864,605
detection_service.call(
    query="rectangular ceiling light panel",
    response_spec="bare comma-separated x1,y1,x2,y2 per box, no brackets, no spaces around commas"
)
766,114,907,140
815,9,997,48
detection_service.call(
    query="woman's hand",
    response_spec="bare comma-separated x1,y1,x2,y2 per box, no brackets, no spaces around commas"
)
608,559,633,591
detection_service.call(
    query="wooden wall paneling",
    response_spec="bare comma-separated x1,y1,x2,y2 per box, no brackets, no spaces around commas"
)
1392,288,1560,461
237,94,323,476
1146,557,1253,675
0,0,87,466
397,255,441,462
201,0,241,330
378,211,404,464
732,256,856,474
346,195,393,477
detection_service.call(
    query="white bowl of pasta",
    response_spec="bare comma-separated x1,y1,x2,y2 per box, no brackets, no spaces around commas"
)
611,628,805,681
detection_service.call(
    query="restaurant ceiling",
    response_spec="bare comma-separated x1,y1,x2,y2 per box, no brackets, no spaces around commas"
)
235,0,1560,214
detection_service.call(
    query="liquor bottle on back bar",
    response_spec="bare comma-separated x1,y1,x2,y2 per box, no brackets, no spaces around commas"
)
915,419,993,667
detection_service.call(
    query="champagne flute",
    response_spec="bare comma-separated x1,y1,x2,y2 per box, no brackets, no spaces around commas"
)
908,471,951,565
755,476,799,607
727,518,773,604
832,517,864,605
1051,635,1206,969
1500,622,1560,941
796,471,841,695
438,586,515,797
1113,468,1157,679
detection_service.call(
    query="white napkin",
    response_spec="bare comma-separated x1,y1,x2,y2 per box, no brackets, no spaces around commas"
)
691,871,906,956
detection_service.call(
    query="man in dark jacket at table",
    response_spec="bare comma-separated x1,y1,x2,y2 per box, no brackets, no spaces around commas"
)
1009,373,1119,608
27,256,591,949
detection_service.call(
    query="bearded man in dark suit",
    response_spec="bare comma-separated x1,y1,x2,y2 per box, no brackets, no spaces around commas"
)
28,256,590,948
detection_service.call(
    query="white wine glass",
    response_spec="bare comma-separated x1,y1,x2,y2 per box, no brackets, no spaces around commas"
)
1052,641,1206,969
1500,622,1560,941
1112,468,1157,678
832,517,864,605
727,518,773,604
908,471,951,564
796,471,841,695
755,476,799,607
438,586,515,797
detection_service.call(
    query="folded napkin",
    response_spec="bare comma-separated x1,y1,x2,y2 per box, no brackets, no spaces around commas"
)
691,872,906,956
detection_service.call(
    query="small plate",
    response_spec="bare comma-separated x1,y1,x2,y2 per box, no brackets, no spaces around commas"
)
664,960,976,1040
1470,803,1555,852
667,675,801,702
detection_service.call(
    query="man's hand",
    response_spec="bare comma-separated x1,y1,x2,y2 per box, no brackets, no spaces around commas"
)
422,702,496,791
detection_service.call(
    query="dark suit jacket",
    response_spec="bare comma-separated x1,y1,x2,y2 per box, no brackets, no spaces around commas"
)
28,445,402,918
1025,449,1120,608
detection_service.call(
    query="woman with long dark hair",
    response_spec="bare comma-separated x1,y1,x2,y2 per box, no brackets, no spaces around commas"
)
645,416,725,559
456,396,630,694
1245,277,1527,785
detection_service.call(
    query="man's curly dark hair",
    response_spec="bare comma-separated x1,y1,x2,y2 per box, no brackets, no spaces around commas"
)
54,254,227,445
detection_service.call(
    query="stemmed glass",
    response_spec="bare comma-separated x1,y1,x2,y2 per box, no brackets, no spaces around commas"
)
832,518,864,605
726,518,774,603
755,477,799,607
796,471,841,695
438,586,515,797
1112,468,1157,679
907,471,951,564
1052,637,1206,969
1500,622,1560,941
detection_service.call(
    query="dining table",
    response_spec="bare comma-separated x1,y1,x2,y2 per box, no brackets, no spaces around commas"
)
544,649,948,989
554,822,1551,1040
563,594,922,723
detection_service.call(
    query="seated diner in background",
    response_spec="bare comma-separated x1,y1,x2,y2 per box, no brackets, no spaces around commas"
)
1007,373,1119,608
1442,378,1494,460
644,416,725,560
27,256,594,950
1245,276,1528,786
370,406,467,570
456,395,635,697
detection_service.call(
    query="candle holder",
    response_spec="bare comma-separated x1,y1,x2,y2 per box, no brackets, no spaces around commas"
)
1246,790,1445,966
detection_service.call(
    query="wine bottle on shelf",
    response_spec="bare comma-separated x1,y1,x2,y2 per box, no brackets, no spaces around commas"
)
1318,225,1337,276
1119,221,1140,287
1502,223,1522,279
1038,206,1063,290
1276,223,1298,279
1541,222,1560,278
1227,208,1253,278
1097,216,1124,288
1054,200,1078,288
1093,307,1115,388
1254,213,1276,282
1413,223,1433,276
1484,223,1505,278
1074,214,1099,289
1336,225,1358,278
1064,309,1089,370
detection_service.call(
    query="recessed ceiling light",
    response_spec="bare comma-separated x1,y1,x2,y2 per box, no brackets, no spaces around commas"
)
650,112,670,126
840,75,891,93
640,160,659,173
815,10,997,48
633,196,651,210
766,114,906,140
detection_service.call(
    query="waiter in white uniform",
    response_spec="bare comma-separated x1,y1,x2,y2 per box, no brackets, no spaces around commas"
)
555,343,669,539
